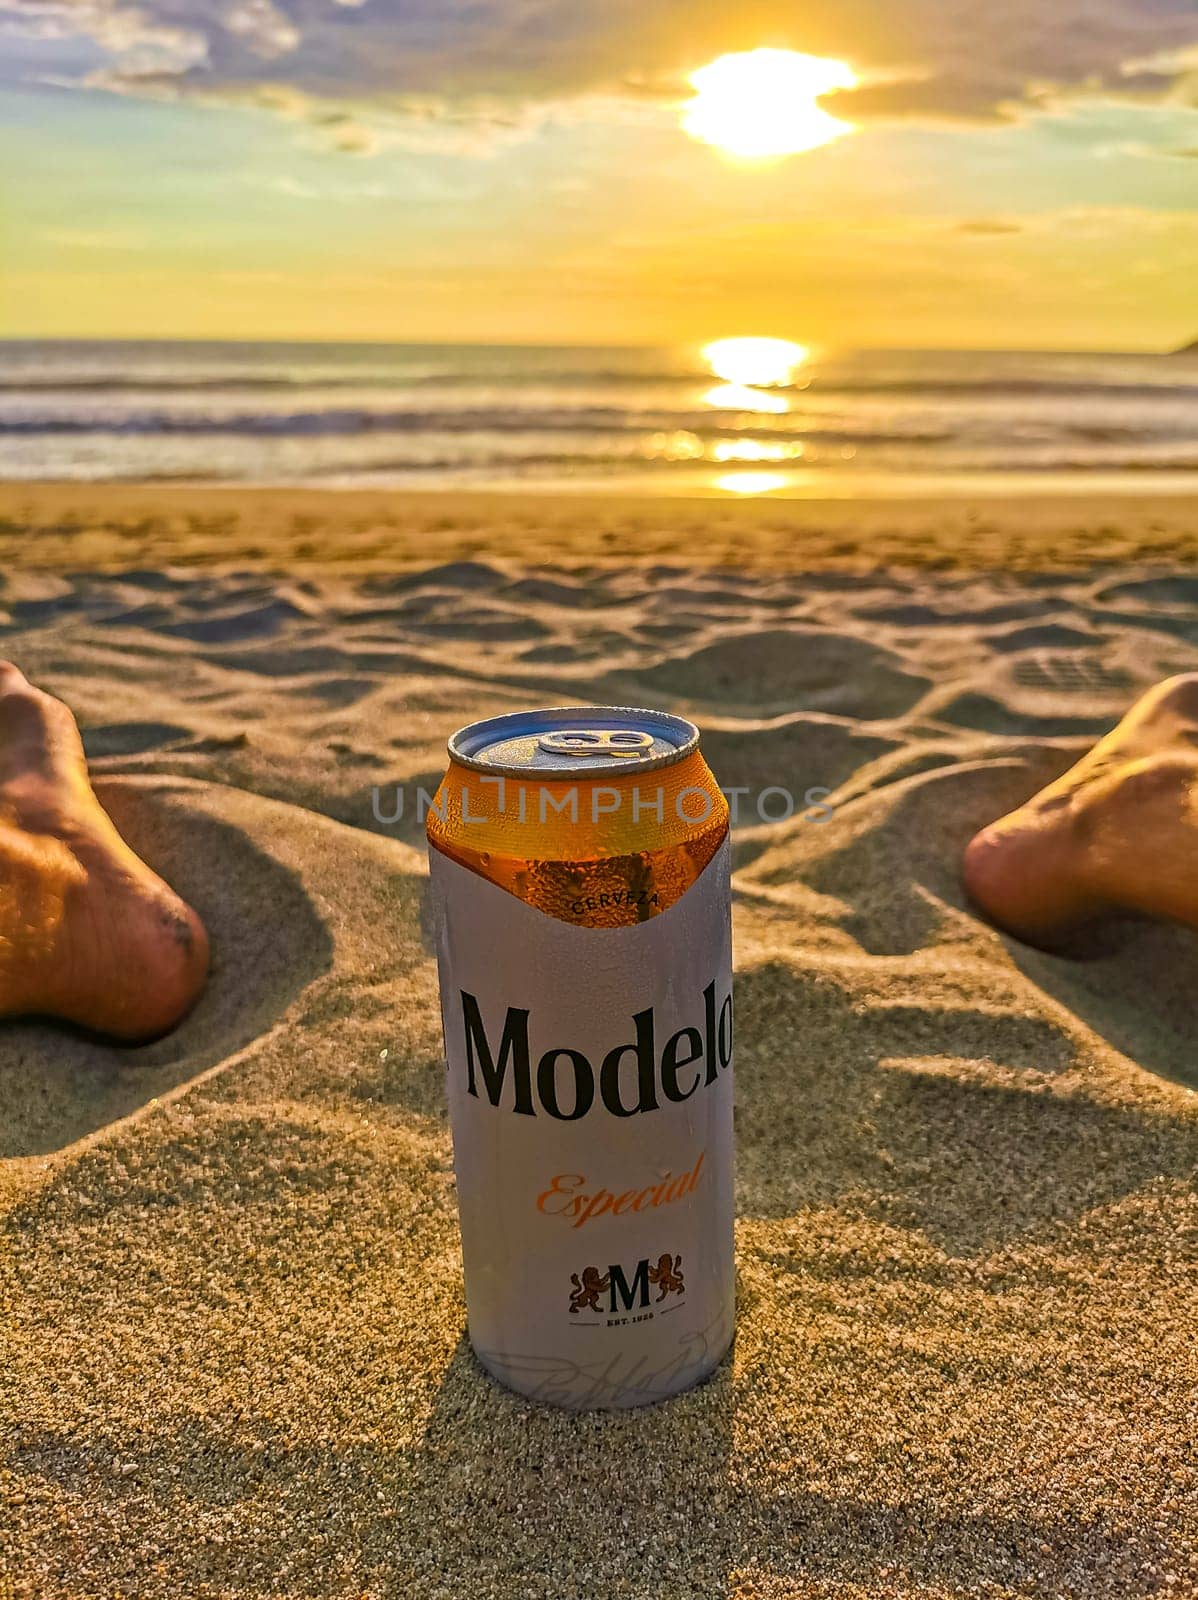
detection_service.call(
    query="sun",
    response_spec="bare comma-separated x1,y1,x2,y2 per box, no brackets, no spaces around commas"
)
682,48,857,159
703,336,808,388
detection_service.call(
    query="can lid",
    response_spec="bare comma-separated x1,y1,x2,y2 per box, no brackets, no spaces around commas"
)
448,705,700,779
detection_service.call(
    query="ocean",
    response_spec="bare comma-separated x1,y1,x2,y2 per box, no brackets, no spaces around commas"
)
2,339,1196,496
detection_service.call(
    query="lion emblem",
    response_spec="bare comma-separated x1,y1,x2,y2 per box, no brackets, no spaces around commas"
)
647,1253,685,1301
569,1266,610,1313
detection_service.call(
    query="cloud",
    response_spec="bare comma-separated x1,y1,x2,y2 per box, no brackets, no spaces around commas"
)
2,0,206,77
956,218,1025,234
221,80,569,157
222,0,299,61
2,0,1196,135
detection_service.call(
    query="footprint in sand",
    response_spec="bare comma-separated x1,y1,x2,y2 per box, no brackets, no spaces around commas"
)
1092,574,1198,611
359,561,507,597
1010,652,1135,693
157,599,314,645
611,627,931,721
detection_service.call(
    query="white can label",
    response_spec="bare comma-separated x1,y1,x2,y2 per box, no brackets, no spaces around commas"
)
429,835,735,1409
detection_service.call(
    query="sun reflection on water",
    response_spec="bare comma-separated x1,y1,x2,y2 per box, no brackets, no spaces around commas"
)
715,470,790,495
701,336,808,417
695,337,815,493
711,438,805,463
702,382,790,414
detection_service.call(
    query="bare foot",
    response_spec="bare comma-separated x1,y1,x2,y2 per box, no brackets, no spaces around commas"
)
964,673,1198,948
0,662,208,1040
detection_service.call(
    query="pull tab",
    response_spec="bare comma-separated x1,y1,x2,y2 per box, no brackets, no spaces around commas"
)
537,728,655,760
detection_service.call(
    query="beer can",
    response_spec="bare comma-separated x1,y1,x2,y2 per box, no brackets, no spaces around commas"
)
427,706,735,1410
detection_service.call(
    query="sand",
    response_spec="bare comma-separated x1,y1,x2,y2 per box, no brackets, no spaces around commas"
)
3,482,1198,572
2,485,1197,1599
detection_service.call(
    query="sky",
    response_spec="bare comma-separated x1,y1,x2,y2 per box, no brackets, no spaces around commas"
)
1,0,1196,349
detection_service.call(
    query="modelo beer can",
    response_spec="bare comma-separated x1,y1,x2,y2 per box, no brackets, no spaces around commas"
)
427,706,734,1410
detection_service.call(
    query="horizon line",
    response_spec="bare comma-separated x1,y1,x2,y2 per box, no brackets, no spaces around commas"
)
0,335,1192,357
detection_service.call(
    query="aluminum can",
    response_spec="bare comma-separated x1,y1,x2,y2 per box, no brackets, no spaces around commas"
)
427,706,734,1409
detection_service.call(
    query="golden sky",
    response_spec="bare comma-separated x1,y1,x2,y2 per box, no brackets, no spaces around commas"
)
2,3,1196,347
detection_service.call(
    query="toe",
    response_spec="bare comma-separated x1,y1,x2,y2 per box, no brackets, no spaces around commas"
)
962,806,1105,947
57,876,211,1044
962,823,1019,925
122,893,210,1043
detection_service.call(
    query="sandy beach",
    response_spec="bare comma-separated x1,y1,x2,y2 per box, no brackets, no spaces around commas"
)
3,484,1197,1599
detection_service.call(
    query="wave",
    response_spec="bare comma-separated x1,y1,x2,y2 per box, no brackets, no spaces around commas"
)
7,454,1198,488
0,409,956,443
0,369,699,394
823,382,1198,400
300,450,1198,477
0,377,359,394
4,374,1198,400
